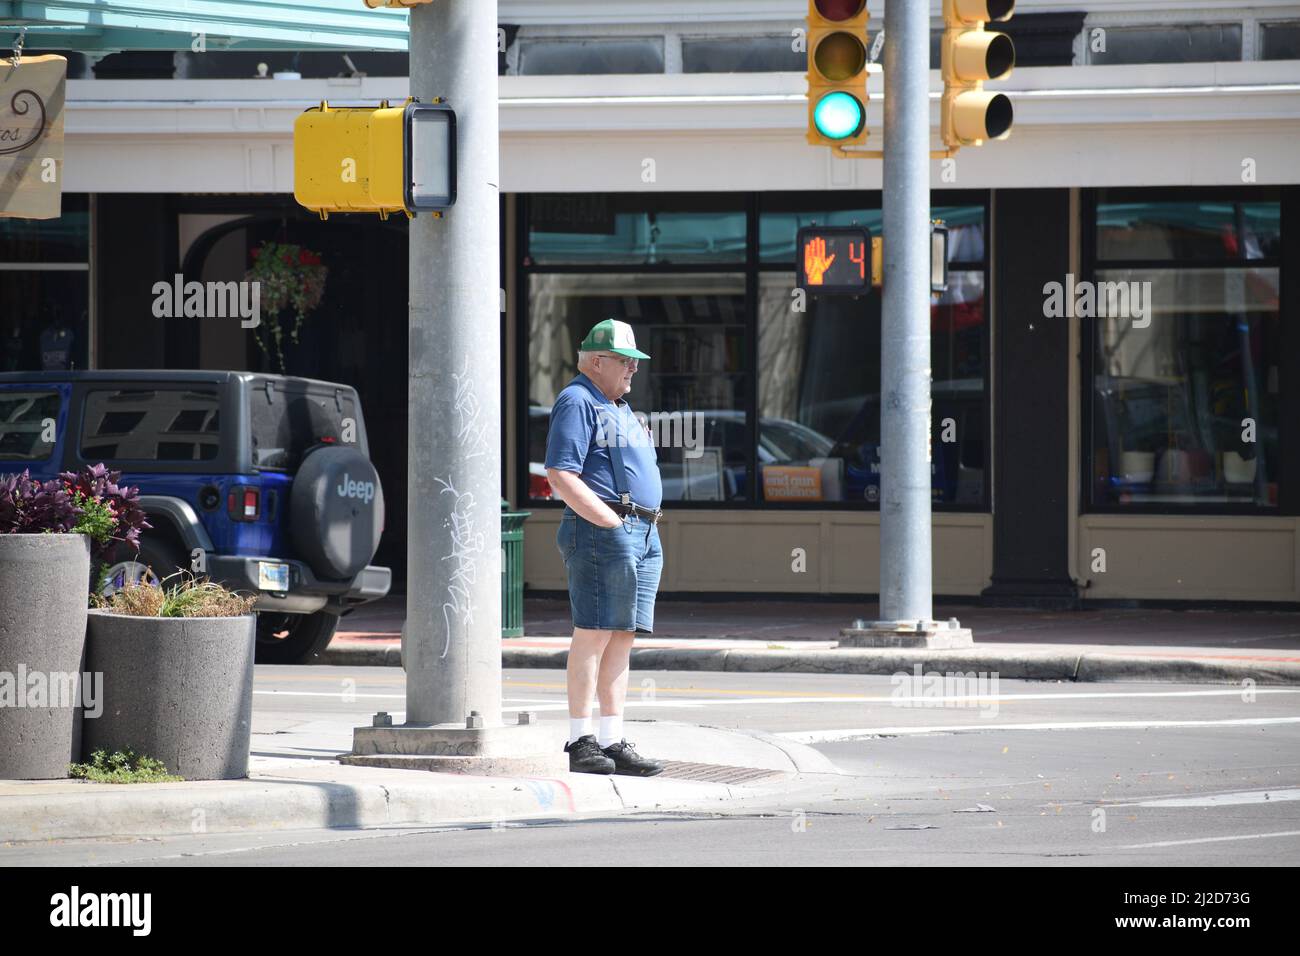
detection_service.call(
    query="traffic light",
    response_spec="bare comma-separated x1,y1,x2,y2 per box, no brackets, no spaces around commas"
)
293,99,455,220
362,1,432,7
940,0,1015,149
806,0,870,147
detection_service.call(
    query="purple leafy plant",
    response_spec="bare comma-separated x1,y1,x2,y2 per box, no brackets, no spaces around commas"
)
0,470,80,535
1,465,150,563
59,464,151,561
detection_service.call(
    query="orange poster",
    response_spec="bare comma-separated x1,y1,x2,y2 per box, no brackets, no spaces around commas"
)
763,466,823,502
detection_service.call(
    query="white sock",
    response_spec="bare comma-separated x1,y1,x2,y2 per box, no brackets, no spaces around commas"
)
598,715,623,748
568,716,592,744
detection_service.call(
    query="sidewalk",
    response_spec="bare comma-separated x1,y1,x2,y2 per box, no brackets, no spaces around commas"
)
0,718,841,845
325,596,1300,683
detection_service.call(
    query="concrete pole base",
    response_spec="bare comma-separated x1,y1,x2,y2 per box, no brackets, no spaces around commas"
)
346,719,567,776
340,753,567,776
838,620,975,649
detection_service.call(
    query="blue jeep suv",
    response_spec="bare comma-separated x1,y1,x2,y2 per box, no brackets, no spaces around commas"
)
0,370,390,663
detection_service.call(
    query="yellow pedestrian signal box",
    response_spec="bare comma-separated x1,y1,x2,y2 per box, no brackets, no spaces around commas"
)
294,99,456,220
805,0,870,148
941,0,1015,149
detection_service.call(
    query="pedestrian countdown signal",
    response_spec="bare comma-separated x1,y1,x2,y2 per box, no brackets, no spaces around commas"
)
796,226,872,295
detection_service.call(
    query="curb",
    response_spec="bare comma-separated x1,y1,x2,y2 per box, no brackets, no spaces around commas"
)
0,767,780,845
322,642,1300,684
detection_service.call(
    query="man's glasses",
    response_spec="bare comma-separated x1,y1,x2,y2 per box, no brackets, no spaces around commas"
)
599,353,638,369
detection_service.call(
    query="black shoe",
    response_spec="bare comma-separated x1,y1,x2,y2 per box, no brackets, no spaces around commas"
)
565,734,615,774
601,739,664,777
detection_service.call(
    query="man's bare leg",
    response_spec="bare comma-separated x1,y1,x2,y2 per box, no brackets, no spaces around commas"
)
596,631,635,734
592,631,662,775
567,627,612,722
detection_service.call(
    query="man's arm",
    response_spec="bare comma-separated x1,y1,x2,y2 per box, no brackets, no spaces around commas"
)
547,469,622,528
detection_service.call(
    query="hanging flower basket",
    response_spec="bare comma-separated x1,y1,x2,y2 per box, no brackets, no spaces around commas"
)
245,241,328,373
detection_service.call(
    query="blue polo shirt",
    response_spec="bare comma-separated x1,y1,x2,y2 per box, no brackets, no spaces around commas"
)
545,373,662,511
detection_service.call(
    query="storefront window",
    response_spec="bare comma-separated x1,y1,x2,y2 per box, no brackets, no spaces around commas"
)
526,272,748,503
527,194,745,266
0,194,91,371
757,269,986,506
756,199,987,506
1088,194,1282,510
1096,200,1280,261
523,194,989,509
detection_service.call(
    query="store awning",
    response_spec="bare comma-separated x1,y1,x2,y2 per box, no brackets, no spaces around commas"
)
0,0,410,54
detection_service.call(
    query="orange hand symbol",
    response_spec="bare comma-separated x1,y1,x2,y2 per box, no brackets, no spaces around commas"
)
804,237,836,285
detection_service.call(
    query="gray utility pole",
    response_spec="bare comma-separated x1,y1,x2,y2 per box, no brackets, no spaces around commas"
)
879,0,933,626
349,0,560,773
403,0,500,727
842,0,970,649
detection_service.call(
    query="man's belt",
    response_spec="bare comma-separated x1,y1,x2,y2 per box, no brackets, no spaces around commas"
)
606,500,663,526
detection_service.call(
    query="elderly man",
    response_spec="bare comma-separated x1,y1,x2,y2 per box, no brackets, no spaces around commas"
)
545,319,665,776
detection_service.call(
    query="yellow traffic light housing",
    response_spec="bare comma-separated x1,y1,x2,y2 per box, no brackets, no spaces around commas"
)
940,0,1015,149
806,0,870,148
294,99,456,221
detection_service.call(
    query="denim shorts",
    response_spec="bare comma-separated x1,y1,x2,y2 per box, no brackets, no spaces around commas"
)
556,509,663,633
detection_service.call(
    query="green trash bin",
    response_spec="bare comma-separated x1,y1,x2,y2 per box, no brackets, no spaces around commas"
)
501,499,531,638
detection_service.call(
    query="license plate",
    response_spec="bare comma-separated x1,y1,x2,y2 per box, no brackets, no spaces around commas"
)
258,562,290,591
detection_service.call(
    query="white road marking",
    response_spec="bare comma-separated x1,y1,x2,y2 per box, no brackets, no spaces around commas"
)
255,690,404,700
1119,788,1300,808
1114,830,1300,850
689,689,1300,707
496,701,706,712
779,716,1300,743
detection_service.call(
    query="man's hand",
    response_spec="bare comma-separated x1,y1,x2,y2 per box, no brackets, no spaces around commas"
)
803,236,836,286
547,469,623,527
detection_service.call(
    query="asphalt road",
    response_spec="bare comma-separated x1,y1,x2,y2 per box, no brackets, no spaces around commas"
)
10,665,1300,867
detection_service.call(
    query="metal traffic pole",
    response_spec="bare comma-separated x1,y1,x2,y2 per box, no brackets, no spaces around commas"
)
877,0,933,627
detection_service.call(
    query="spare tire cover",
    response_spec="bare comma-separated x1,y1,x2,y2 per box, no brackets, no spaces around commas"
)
289,445,384,581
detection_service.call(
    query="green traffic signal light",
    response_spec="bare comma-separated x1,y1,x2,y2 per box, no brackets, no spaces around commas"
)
813,91,865,140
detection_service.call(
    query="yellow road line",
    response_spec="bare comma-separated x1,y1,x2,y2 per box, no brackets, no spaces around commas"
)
256,674,859,699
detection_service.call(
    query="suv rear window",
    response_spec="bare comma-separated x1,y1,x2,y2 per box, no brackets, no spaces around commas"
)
81,388,221,462
0,390,61,462
250,382,358,472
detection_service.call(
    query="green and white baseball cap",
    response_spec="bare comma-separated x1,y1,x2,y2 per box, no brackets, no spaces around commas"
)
579,318,650,360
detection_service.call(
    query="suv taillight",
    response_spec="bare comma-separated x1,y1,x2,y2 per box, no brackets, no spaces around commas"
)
228,486,261,521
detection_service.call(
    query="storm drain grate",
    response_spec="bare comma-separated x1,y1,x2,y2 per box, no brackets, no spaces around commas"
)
654,761,788,785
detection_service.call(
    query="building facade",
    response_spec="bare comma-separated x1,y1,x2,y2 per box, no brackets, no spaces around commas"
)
4,0,1299,603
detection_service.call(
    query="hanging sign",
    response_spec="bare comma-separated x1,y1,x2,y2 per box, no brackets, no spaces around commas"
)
0,54,66,220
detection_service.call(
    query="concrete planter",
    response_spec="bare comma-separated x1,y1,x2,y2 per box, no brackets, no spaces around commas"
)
84,611,256,781
0,534,91,780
